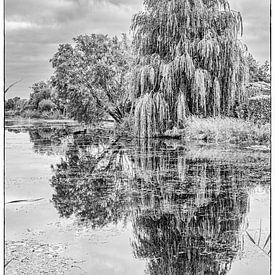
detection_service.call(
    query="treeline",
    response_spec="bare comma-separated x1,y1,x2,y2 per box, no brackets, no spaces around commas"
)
5,0,271,134
247,54,270,84
5,34,132,122
5,81,65,119
5,34,270,123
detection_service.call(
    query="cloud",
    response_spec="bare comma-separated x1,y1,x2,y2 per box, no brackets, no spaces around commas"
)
5,0,139,98
5,0,270,98
230,0,270,61
5,20,39,31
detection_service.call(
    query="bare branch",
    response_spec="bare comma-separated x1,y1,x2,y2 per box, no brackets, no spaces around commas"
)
5,79,22,94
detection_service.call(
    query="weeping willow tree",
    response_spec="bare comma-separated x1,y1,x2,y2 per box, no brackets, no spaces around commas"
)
131,0,249,137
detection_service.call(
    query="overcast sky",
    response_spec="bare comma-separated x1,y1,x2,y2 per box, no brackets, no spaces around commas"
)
5,0,270,98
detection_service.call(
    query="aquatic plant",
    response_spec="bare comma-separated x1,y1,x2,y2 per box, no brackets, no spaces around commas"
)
131,0,249,137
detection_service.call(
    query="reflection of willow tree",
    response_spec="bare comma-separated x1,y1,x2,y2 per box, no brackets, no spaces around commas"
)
130,143,248,274
50,137,270,274
129,141,250,274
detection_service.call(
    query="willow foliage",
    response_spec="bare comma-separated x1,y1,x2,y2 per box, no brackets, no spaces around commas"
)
132,0,249,137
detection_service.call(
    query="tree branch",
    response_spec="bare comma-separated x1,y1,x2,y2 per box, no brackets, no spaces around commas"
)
5,79,22,94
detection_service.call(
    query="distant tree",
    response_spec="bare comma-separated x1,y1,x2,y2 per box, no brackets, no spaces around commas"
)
5,98,17,110
16,98,29,111
50,89,67,116
247,54,260,83
247,55,270,83
131,0,249,137
29,81,52,110
5,97,28,112
258,61,270,83
50,34,132,124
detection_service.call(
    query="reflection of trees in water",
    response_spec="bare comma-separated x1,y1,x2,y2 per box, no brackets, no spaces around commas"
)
129,141,249,275
51,137,269,274
28,127,116,156
51,133,132,227
7,126,71,156
29,128,69,156
8,125,117,156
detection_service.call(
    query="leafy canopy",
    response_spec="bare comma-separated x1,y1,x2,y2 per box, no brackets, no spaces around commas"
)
29,81,52,110
38,99,56,112
247,54,270,83
50,34,132,124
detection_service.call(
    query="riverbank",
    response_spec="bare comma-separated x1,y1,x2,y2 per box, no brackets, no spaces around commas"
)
5,110,66,120
5,115,271,148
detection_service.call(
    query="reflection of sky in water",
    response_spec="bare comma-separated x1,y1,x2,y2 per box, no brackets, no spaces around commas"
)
5,121,270,275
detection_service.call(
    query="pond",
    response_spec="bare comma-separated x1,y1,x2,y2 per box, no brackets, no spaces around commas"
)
5,119,270,275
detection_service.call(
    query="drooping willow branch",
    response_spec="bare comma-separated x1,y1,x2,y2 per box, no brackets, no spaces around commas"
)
131,0,249,138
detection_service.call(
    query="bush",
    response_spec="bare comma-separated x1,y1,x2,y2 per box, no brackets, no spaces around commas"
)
38,99,56,112
248,96,271,124
48,110,64,120
236,95,271,124
21,110,41,119
40,111,50,119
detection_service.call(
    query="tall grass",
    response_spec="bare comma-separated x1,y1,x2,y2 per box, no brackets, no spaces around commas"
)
185,117,270,145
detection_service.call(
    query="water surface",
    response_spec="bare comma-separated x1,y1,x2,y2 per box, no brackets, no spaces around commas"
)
5,119,270,275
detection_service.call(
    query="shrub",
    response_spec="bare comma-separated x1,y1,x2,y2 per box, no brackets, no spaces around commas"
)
38,99,56,112
39,110,63,120
236,95,271,124
40,111,50,119
48,110,64,120
21,110,41,119
248,95,271,124
185,117,270,145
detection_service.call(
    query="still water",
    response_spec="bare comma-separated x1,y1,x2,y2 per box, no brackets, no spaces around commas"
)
5,119,270,275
